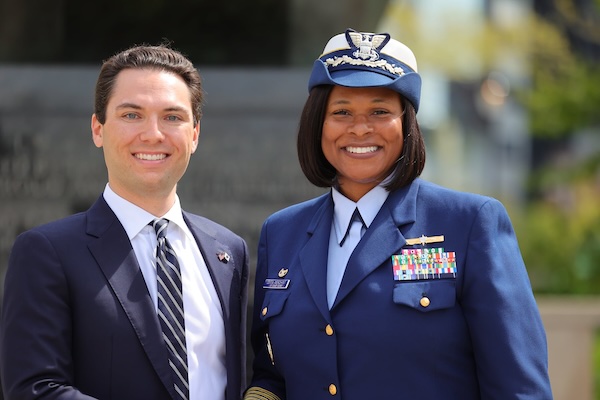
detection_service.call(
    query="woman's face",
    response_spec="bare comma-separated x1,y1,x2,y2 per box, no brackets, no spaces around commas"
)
321,85,404,202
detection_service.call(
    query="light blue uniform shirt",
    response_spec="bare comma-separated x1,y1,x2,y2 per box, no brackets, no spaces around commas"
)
326,183,389,308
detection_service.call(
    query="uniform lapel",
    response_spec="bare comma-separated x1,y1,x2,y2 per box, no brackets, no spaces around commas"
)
298,195,334,321
332,181,420,308
86,197,175,398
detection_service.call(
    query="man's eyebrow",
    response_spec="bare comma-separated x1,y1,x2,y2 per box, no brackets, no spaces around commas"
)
115,102,142,110
164,106,188,113
115,103,188,113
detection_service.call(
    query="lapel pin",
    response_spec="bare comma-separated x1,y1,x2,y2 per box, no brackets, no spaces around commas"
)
278,268,289,278
217,251,230,263
405,235,444,246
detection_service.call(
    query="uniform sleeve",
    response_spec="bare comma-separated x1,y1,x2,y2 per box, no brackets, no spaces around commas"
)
0,230,97,400
460,199,553,399
243,386,282,400
244,219,286,400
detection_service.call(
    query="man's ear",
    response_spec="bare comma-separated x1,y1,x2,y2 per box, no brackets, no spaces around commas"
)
191,121,200,153
91,114,104,148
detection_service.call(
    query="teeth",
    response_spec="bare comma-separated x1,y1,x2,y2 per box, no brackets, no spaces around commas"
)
345,146,378,154
135,153,166,161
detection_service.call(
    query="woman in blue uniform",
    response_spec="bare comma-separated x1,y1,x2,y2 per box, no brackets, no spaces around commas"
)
244,29,553,400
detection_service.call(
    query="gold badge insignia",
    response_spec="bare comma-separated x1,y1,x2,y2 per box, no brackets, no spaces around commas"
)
405,235,444,246
278,268,289,278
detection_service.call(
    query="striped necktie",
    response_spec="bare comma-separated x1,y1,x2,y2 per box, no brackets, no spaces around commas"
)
152,218,189,400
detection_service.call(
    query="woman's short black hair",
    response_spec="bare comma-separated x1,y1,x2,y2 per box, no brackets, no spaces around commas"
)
297,85,426,192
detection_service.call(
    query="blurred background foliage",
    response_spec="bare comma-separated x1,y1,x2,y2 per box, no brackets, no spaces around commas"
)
516,5,600,295
515,178,600,294
385,0,600,296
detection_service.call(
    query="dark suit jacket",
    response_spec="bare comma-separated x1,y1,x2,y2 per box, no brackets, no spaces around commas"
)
0,195,249,400
247,179,553,400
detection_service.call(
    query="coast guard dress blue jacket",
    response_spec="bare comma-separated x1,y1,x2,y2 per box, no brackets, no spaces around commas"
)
246,178,553,400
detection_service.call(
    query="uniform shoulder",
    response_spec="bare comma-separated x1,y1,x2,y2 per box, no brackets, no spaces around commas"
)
416,179,504,210
266,192,329,223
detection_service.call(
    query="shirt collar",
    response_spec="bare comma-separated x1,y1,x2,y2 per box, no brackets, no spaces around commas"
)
102,183,186,239
331,183,390,245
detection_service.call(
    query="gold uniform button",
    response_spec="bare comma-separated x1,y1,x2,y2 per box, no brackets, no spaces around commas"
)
262,307,268,316
325,324,334,336
328,384,337,396
420,296,430,308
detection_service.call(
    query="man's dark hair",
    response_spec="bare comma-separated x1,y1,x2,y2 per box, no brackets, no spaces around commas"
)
94,44,203,125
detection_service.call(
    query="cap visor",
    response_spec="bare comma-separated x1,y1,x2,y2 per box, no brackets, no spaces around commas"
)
330,69,395,88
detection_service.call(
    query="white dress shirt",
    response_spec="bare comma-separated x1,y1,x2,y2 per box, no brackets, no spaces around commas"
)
326,183,389,308
103,184,226,400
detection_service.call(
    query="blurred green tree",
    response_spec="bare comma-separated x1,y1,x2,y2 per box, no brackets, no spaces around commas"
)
382,0,600,294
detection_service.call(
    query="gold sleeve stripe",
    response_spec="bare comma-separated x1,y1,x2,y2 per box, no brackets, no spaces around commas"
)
244,386,282,400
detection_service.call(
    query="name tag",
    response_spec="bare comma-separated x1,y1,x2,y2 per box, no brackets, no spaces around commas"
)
263,278,290,289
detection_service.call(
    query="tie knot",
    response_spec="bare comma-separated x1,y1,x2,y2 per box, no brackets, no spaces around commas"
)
151,218,169,239
351,208,364,225
340,208,364,247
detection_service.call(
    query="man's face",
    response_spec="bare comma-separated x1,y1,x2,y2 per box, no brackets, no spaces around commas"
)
91,68,199,208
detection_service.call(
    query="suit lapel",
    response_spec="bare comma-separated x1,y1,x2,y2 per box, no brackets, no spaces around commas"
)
86,197,175,398
332,181,420,308
298,195,334,321
183,213,234,321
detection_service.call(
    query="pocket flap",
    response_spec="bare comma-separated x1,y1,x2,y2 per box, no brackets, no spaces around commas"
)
393,280,456,312
260,290,292,321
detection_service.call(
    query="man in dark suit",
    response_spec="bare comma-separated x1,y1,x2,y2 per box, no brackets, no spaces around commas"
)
0,45,249,400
